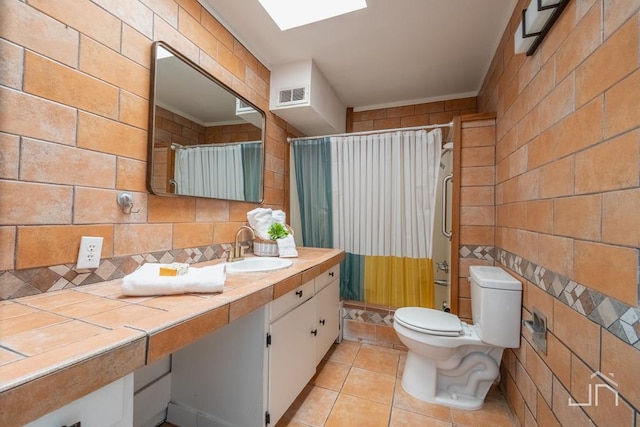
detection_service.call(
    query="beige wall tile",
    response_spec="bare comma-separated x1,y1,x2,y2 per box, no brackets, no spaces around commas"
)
535,391,560,427
577,14,638,107
77,111,147,160
537,76,576,133
21,138,117,188
554,195,601,241
0,133,19,179
119,91,149,129
121,24,152,68
553,301,600,369
601,329,640,410
460,166,495,186
460,226,494,246
0,181,73,226
113,223,172,256
173,222,214,248
147,195,196,223
551,377,595,427
553,97,602,159
574,240,638,306
0,38,23,90
91,0,153,39
460,186,495,206
74,188,147,224
555,2,601,81
524,342,553,405
539,156,574,199
0,87,77,145
24,51,119,119
538,234,573,279
29,0,121,51
604,69,640,138
571,351,635,426
461,146,495,167
0,227,16,270
0,0,79,67
116,157,148,192
602,188,640,247
575,130,639,194
16,225,114,269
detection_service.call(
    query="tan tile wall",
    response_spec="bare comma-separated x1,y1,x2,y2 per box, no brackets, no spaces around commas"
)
456,117,497,321
350,97,476,132
0,0,291,296
478,0,640,425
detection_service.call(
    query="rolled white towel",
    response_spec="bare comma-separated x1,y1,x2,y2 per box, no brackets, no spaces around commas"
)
272,209,286,225
247,207,273,240
121,263,225,296
276,235,298,258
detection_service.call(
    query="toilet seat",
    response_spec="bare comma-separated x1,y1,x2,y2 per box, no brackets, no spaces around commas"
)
394,307,462,336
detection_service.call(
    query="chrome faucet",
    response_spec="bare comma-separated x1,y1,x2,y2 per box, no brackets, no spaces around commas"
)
436,260,449,273
227,225,255,262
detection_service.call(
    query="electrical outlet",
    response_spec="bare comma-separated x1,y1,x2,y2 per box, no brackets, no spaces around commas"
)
77,236,103,269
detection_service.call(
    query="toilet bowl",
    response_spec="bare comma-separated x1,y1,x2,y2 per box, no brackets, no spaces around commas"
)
393,266,522,410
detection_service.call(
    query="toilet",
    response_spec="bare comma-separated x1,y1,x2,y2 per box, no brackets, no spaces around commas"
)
393,266,522,410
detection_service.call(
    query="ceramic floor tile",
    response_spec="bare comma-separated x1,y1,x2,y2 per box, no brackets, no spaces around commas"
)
389,407,453,426
324,393,391,427
450,393,517,427
341,366,396,405
352,343,401,376
0,301,38,320
52,297,129,318
325,340,361,365
311,359,350,391
281,384,338,427
18,290,98,310
392,377,452,422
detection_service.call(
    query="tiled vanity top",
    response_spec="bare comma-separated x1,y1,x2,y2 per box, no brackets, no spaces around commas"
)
0,247,345,426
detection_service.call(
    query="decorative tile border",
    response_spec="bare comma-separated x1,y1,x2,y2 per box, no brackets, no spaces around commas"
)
0,241,253,300
459,245,640,349
342,306,394,327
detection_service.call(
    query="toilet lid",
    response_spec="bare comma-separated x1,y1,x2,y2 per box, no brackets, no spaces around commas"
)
394,307,462,336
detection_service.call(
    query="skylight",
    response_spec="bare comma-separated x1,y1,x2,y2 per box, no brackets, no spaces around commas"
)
258,0,367,31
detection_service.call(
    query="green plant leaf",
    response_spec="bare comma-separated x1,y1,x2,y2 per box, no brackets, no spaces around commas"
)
268,223,289,240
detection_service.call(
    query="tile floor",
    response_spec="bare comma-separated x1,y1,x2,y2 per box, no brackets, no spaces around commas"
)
275,340,517,427
162,340,517,427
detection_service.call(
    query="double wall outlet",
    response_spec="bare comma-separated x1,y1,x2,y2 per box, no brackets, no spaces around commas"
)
77,236,104,269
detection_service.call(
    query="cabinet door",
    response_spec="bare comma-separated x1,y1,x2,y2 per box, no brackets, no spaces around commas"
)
26,375,133,427
269,297,316,425
315,279,340,364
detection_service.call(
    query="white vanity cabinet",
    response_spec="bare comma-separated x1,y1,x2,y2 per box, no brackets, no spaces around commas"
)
26,375,134,427
267,280,316,425
168,265,341,427
314,266,341,364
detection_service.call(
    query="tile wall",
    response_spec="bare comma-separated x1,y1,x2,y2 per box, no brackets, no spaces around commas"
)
472,0,640,425
0,0,302,299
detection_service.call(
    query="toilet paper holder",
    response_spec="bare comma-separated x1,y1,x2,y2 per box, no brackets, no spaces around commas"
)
523,308,547,355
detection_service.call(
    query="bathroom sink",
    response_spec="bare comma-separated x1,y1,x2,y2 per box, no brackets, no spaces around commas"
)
226,257,293,273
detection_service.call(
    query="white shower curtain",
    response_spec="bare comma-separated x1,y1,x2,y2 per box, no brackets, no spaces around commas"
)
174,144,244,199
329,129,442,307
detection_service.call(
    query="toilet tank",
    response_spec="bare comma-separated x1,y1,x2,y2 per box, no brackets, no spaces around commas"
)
469,266,522,348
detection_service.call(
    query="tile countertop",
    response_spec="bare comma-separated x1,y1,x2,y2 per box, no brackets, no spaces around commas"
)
0,247,345,426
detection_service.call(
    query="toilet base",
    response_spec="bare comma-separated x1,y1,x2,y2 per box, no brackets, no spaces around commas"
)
401,376,485,410
400,349,501,410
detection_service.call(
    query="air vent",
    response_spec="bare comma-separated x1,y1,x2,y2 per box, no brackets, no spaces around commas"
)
277,86,308,106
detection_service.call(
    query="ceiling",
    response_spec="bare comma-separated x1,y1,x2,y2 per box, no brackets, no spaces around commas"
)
200,0,518,111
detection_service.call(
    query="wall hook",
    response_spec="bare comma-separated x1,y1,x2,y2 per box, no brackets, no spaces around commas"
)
116,192,141,214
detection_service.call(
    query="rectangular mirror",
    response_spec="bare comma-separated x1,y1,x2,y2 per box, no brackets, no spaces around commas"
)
147,41,265,202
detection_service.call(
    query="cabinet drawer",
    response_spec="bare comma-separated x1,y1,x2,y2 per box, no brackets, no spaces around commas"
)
270,279,314,322
315,265,340,292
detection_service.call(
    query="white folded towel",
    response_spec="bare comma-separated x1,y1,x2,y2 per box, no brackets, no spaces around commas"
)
276,235,298,258
121,263,226,296
272,209,286,226
247,207,273,240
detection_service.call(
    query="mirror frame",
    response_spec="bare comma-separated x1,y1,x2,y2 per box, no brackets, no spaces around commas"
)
146,41,266,202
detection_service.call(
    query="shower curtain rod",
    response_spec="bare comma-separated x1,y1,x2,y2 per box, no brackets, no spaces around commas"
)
286,121,453,143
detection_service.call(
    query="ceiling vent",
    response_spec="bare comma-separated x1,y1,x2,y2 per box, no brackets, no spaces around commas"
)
270,59,345,135
277,86,308,106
